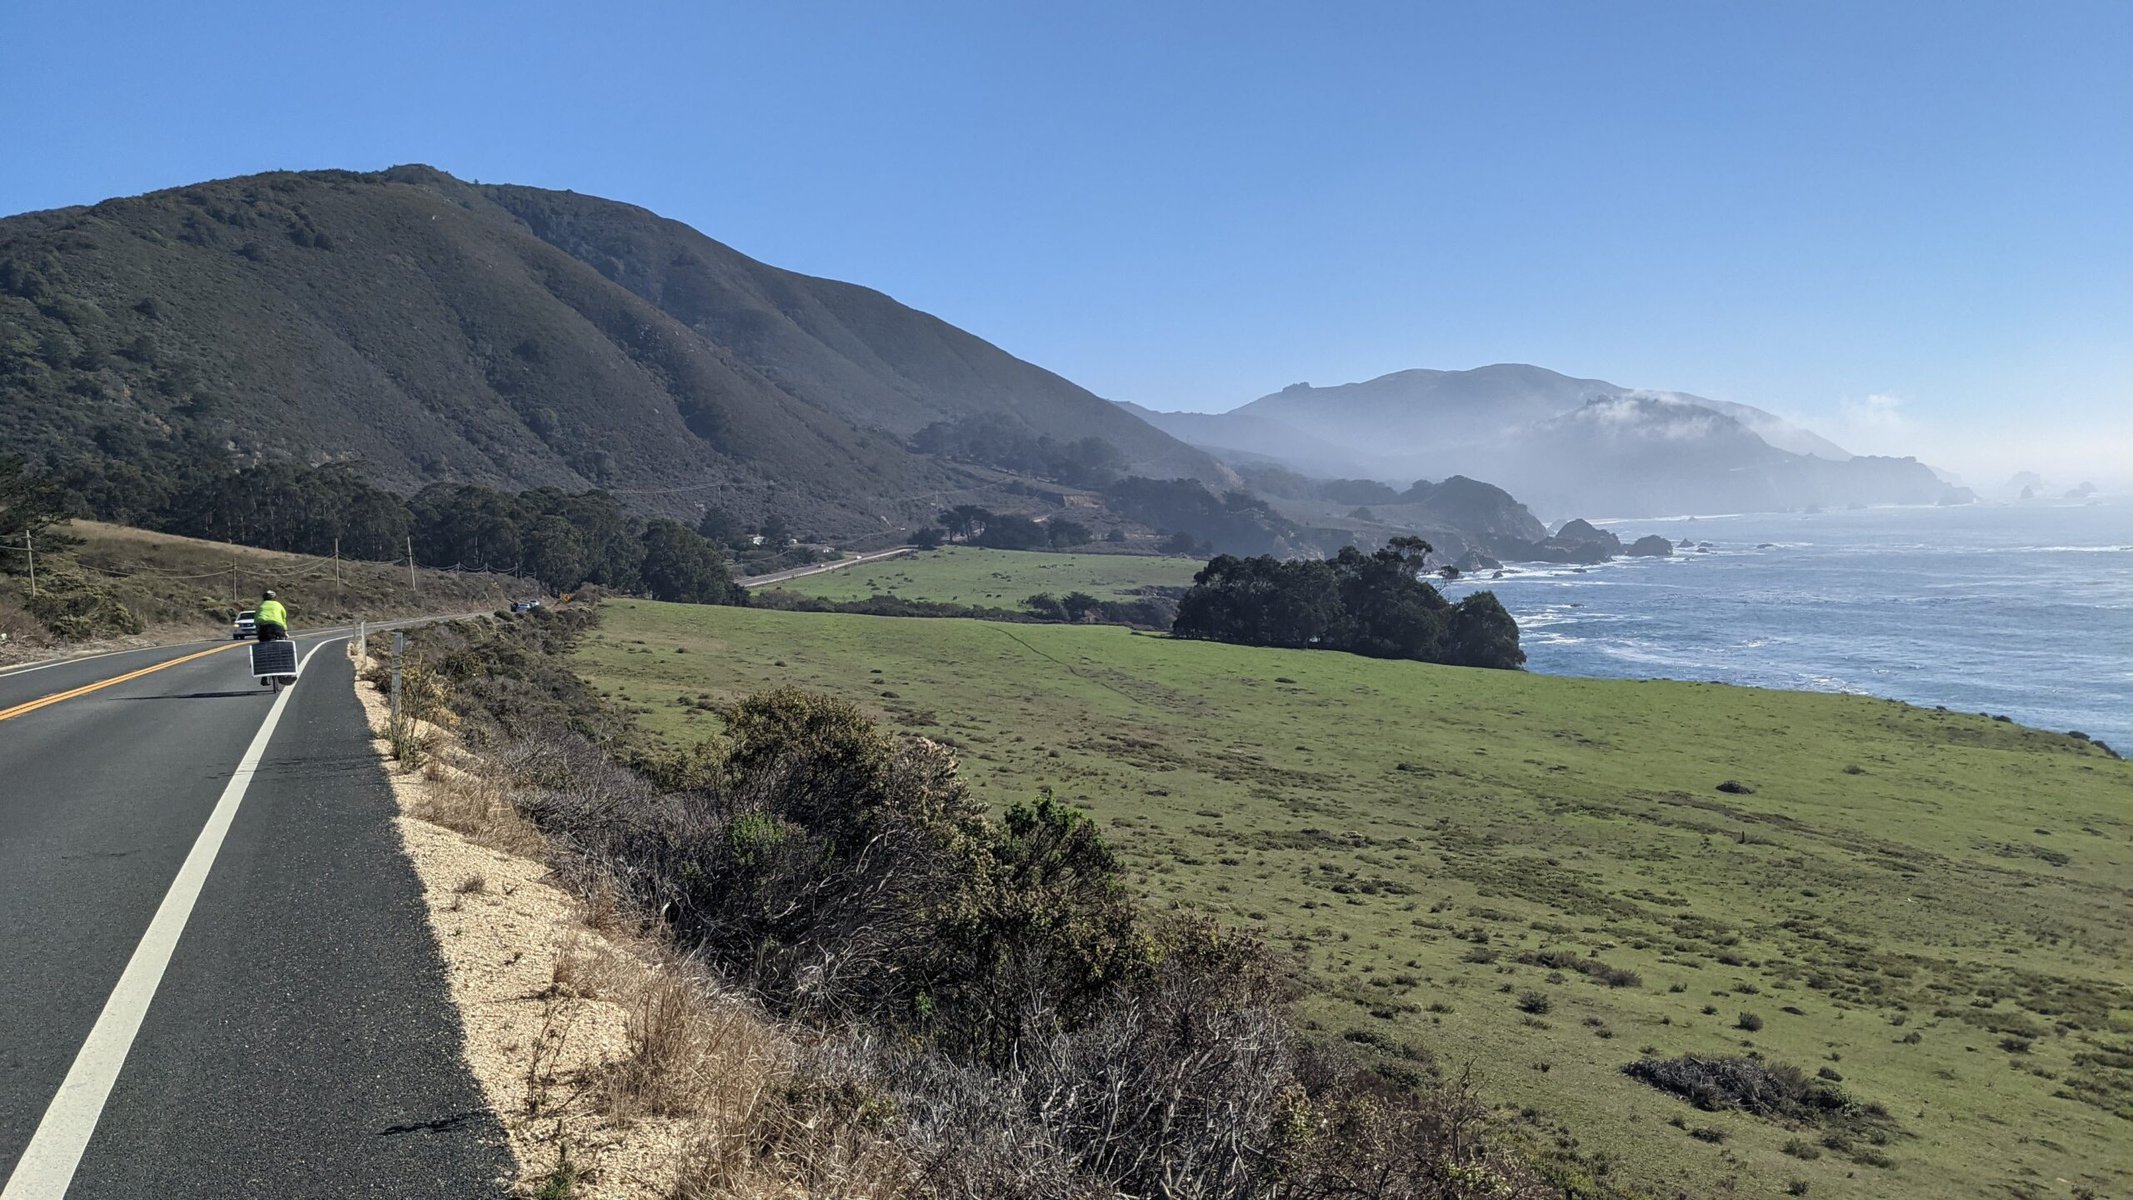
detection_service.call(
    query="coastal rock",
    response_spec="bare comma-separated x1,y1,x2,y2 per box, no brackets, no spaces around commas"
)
1553,519,1624,555
1453,549,1504,573
1626,535,1673,557
1494,517,1623,564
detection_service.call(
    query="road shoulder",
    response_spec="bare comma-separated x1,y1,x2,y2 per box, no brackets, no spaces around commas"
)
353,656,700,1197
46,647,515,1199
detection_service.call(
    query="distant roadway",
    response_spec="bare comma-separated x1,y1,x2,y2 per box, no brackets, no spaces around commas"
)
0,627,509,1198
739,546,912,588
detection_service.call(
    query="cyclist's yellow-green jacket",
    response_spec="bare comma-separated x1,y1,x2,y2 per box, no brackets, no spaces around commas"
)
256,599,288,628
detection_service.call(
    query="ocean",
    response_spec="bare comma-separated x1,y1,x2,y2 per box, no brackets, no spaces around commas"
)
1442,500,2133,752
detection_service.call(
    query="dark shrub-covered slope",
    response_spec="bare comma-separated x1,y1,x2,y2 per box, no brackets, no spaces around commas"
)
0,166,1224,538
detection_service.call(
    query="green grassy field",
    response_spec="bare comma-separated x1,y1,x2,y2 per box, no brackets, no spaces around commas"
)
580,600,2133,1200
768,545,1203,605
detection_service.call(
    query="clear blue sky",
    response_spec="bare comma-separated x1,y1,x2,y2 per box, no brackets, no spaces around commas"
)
3,1,2127,482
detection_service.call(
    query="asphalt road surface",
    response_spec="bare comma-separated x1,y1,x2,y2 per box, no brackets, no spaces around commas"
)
739,545,912,588
0,631,510,1198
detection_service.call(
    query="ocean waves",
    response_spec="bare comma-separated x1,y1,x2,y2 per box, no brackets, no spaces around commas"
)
1446,501,2133,748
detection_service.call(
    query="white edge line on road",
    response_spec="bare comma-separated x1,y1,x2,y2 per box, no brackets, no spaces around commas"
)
0,638,345,1200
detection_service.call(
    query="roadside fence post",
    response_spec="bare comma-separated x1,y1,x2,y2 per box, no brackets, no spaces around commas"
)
390,631,405,727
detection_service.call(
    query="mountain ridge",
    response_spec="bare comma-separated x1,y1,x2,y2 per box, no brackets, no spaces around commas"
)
0,165,1229,538
1132,364,1965,518
1232,363,1853,461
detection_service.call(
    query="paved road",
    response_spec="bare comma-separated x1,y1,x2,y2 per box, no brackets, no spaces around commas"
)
0,631,510,1198
740,546,913,588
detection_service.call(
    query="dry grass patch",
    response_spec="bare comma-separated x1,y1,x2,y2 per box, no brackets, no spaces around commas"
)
599,976,788,1123
550,933,641,1004
406,752,549,858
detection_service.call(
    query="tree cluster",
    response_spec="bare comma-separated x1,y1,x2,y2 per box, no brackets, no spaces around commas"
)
1173,538,1525,669
934,506,1092,550
1023,589,1177,628
0,455,78,567
909,413,1126,487
37,455,743,603
1103,476,1300,557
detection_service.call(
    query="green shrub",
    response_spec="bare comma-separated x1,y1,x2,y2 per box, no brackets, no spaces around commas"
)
1521,948,1642,988
22,569,143,639
1623,1054,1899,1142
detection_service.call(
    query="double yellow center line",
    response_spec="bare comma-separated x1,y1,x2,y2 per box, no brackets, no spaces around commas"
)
0,645,237,724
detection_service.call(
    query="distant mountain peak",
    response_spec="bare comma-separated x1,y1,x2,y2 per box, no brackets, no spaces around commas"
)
1133,363,1962,519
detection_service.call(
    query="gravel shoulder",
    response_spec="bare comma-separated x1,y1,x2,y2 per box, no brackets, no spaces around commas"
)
353,656,695,1197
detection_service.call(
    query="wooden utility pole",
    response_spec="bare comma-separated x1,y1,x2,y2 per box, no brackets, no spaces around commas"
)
24,533,34,597
407,537,417,593
333,537,342,609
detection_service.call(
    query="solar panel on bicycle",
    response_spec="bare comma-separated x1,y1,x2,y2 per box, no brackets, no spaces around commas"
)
250,639,298,677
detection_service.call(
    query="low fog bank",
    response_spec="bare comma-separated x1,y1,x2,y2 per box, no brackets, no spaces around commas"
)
1131,367,2131,516
1838,428,2133,500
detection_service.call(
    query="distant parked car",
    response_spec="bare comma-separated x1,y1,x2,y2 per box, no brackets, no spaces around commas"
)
510,599,544,614
232,610,257,640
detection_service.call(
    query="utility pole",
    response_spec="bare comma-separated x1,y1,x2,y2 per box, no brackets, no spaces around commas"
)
24,533,34,598
407,536,417,594
333,537,342,610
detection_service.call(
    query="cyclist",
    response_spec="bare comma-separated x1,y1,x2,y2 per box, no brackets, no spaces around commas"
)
254,590,289,641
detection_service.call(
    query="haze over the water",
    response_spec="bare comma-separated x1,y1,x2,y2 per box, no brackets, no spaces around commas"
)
1,1,2124,486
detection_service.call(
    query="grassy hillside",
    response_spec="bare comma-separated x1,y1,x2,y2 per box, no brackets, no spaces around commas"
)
0,166,1224,536
577,601,2133,1200
769,545,1203,605
0,520,521,657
